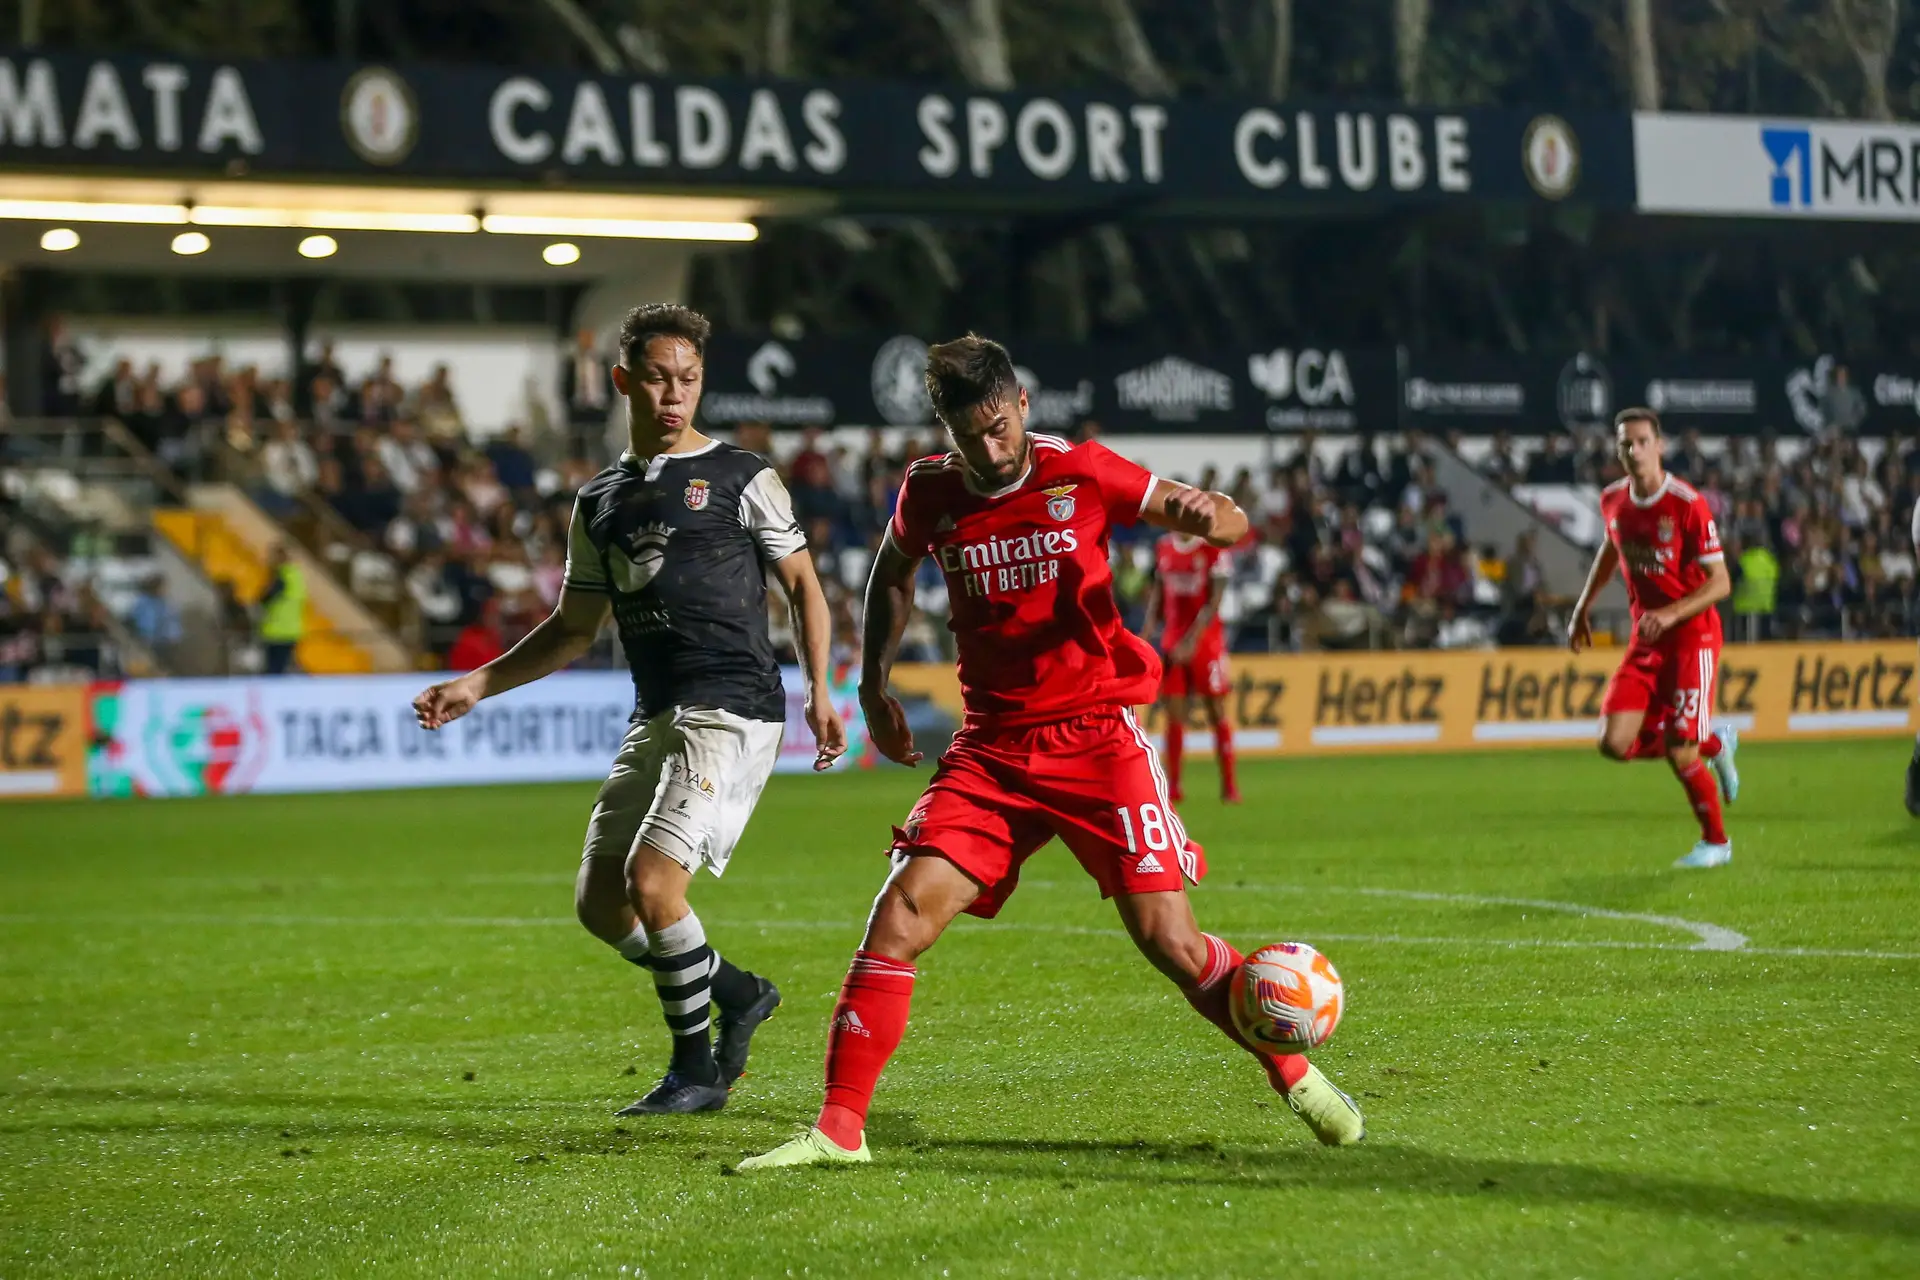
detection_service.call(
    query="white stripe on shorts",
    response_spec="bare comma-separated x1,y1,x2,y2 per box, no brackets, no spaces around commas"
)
1121,708,1197,882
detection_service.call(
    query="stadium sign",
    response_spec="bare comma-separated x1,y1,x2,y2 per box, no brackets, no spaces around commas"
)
0,50,1635,209
1635,111,1920,221
82,670,868,798
700,335,1398,433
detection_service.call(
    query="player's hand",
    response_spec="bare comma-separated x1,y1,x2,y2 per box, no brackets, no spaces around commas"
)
1637,608,1676,643
1168,638,1197,666
806,695,849,772
859,686,923,767
1567,608,1593,654
1163,485,1221,536
413,675,481,730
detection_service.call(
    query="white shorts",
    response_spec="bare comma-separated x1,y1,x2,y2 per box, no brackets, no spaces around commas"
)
582,706,784,877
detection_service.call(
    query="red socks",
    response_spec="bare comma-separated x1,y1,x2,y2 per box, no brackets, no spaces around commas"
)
1180,934,1309,1093
1215,722,1238,798
1698,733,1722,759
1165,719,1185,796
816,950,916,1150
1674,759,1727,844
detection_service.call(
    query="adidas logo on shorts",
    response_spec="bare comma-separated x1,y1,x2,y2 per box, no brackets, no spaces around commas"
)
834,1009,871,1037
1135,851,1165,875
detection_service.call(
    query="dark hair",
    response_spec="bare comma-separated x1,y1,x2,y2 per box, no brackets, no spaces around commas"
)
1613,406,1662,435
925,333,1017,425
618,303,711,367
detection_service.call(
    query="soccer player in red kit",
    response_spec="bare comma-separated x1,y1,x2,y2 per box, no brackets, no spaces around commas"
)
737,334,1363,1171
1570,407,1740,869
1142,532,1240,803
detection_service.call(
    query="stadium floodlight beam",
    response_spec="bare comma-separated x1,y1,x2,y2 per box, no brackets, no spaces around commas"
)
39,228,80,252
298,234,339,259
170,231,211,256
481,215,759,241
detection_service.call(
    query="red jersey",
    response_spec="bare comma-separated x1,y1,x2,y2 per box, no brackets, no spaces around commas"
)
890,435,1160,726
1154,535,1230,650
1599,473,1725,645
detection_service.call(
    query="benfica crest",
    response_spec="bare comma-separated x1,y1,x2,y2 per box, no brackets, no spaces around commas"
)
684,478,711,511
1043,484,1077,521
1656,515,1675,543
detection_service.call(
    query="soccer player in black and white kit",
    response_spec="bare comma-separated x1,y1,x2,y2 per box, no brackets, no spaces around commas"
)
413,304,846,1113
1908,496,1920,815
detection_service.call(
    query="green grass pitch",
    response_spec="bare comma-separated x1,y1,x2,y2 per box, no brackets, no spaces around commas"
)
5,740,1920,1277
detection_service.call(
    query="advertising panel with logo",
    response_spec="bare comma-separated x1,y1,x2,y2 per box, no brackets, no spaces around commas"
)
0,684,88,800
84,669,868,798
1636,111,1920,222
0,50,1633,211
895,642,1918,759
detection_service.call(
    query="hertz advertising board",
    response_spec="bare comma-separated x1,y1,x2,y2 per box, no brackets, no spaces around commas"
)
905,640,1918,758
0,684,88,798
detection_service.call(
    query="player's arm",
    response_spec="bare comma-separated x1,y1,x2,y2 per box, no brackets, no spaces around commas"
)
1568,540,1620,653
769,549,849,771
858,534,925,766
1141,478,1249,549
1637,558,1731,642
413,587,608,729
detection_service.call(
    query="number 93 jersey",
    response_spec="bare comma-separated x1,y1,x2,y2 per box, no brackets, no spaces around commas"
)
1599,473,1725,648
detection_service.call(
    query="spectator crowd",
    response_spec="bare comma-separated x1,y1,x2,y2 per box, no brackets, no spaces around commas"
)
13,319,1920,678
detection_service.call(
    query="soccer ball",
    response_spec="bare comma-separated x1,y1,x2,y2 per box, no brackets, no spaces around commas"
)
1229,942,1344,1054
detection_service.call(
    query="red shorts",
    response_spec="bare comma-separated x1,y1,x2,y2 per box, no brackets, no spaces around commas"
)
889,708,1207,919
1601,636,1720,744
1160,637,1230,700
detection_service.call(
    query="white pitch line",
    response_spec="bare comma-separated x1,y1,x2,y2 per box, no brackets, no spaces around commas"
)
1208,883,1750,952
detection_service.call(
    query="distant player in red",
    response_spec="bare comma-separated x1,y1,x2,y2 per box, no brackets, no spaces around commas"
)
738,334,1363,1171
1142,532,1239,803
1570,407,1739,869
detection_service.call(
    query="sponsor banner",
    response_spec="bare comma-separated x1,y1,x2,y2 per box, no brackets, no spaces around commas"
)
700,335,1398,434
1636,111,1920,222
83,668,868,798
898,640,1918,758
0,684,88,799
0,50,1633,208
1403,351,1782,433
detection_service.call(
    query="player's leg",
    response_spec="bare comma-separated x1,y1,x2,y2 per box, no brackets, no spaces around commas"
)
1112,889,1362,1146
576,716,672,1036
738,744,1041,1171
1197,642,1238,802
1161,683,1189,802
1665,647,1732,869
620,710,785,1112
1909,637,1920,814
1598,647,1658,762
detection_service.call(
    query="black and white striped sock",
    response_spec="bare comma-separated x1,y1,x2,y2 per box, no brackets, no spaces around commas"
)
647,912,719,1084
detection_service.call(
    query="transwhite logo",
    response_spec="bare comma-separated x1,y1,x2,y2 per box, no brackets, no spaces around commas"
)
834,1009,870,1037
1114,356,1232,422
1134,851,1165,875
871,335,932,425
341,67,417,166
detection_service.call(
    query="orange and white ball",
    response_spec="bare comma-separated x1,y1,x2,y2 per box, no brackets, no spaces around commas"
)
1229,942,1344,1055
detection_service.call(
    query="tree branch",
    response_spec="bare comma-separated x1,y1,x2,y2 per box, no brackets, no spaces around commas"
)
537,0,624,73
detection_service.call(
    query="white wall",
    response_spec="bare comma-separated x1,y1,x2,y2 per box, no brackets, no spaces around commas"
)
67,321,563,437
